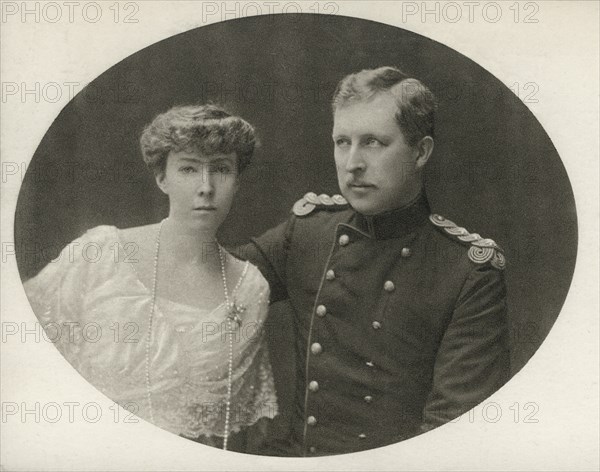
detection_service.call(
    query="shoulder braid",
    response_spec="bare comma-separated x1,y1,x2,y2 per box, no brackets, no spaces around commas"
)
292,192,349,217
429,214,506,270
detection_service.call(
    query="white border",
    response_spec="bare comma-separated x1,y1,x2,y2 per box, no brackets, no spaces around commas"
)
1,1,598,470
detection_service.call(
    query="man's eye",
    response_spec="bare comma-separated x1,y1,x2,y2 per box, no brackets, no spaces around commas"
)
335,138,350,147
179,166,197,174
365,137,382,147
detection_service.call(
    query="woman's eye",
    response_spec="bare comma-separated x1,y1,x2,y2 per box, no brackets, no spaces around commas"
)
335,138,350,147
179,166,197,174
207,164,232,174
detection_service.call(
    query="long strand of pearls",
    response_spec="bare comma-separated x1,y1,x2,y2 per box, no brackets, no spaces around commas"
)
144,218,165,424
144,219,235,450
218,244,234,451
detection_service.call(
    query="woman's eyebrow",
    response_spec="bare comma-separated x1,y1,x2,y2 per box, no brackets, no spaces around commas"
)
177,156,202,163
207,156,235,164
176,155,235,164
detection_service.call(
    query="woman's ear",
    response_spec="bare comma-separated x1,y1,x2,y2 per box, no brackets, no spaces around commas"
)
233,172,241,194
155,171,168,195
231,160,241,195
415,136,434,170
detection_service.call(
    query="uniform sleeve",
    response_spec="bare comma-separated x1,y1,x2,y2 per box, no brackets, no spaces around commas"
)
421,263,511,432
229,216,296,304
23,225,118,365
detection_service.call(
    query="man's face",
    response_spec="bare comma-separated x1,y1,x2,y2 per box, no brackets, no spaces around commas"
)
332,92,423,215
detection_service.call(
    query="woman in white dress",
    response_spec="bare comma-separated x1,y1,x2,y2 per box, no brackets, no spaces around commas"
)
24,104,277,451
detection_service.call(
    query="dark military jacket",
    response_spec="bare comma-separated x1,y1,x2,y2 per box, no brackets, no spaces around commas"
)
234,192,510,456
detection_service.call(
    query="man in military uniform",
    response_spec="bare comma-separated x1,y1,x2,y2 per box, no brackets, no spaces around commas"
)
235,66,510,456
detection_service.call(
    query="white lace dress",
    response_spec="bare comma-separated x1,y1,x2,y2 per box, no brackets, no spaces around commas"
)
24,225,278,439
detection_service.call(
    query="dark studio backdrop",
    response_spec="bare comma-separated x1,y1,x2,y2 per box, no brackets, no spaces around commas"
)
15,15,577,425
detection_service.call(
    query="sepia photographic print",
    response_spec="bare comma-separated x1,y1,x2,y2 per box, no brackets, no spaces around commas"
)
1,1,598,470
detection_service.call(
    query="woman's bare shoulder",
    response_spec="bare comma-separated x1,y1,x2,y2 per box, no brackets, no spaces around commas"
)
118,223,161,244
224,250,269,291
117,224,162,263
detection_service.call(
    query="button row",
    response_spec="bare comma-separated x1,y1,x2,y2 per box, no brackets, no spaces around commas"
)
338,232,412,259
315,307,383,331
307,382,373,404
307,419,368,441
315,278,394,318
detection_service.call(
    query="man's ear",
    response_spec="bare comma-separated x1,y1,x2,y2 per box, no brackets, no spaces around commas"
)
415,136,434,170
155,171,168,195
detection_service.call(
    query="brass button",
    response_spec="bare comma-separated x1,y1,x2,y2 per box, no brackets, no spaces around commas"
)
366,361,374,367
364,395,373,403
358,433,367,439
384,280,395,292
372,321,382,330
311,343,323,355
316,305,327,317
339,234,350,246
307,415,317,426
325,269,335,281
309,446,317,453
401,247,412,257
308,380,319,392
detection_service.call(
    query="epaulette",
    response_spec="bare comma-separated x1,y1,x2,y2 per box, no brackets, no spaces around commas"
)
429,214,506,270
292,192,349,217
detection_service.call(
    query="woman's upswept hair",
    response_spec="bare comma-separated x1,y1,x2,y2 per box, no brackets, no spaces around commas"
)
140,104,257,176
332,66,437,147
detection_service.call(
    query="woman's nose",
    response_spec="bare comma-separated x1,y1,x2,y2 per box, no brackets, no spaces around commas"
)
196,169,215,196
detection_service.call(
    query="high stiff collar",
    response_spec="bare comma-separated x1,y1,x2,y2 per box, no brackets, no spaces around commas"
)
348,192,431,240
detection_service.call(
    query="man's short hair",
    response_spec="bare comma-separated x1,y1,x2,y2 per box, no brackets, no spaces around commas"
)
332,66,437,147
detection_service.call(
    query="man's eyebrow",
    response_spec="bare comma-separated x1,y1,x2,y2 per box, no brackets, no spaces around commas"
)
332,131,391,138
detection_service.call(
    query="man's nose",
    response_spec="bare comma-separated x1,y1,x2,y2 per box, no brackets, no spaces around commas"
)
345,145,366,173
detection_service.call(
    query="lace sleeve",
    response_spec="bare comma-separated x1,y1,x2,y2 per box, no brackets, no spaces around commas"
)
23,225,118,366
237,270,278,428
249,283,278,419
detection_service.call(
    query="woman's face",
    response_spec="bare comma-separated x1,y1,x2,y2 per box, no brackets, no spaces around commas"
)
156,149,239,234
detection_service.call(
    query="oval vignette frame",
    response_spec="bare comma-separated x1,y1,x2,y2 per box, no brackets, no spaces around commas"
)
15,14,577,455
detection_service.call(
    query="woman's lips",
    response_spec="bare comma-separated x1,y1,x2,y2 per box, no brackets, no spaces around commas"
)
193,206,216,211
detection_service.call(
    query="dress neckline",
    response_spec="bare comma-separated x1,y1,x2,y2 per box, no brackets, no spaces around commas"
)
113,225,249,313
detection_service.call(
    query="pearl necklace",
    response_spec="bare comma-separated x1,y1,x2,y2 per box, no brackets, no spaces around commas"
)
144,219,242,451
